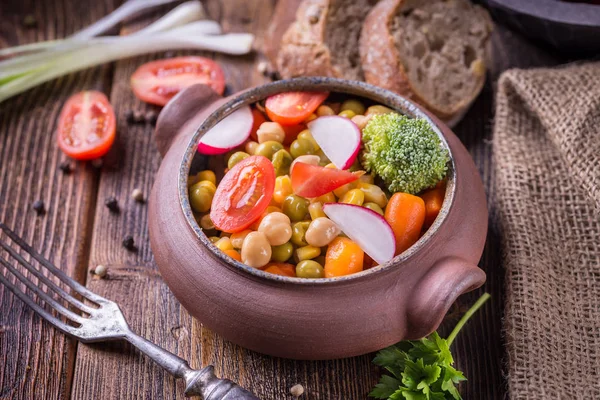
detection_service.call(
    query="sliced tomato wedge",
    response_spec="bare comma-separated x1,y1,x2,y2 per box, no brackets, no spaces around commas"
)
131,56,225,106
265,91,328,125
57,91,116,161
210,155,276,233
249,108,267,141
291,162,358,198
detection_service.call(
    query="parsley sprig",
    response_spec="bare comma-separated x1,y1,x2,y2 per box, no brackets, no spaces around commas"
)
369,293,491,400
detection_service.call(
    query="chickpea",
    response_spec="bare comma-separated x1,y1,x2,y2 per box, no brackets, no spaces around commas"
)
305,217,340,247
351,114,372,130
257,121,285,143
304,113,317,123
245,140,259,155
316,105,335,116
290,155,320,173
230,229,252,249
359,173,374,184
241,231,272,268
258,212,292,246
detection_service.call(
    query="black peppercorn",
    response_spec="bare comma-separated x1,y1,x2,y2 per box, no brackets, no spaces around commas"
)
145,111,157,125
133,110,144,123
104,196,119,213
59,161,72,174
122,235,136,251
125,110,135,124
32,200,45,215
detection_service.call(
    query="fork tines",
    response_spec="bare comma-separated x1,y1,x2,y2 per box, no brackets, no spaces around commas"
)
0,222,103,335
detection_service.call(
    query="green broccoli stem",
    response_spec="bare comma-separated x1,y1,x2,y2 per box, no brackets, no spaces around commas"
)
446,293,491,347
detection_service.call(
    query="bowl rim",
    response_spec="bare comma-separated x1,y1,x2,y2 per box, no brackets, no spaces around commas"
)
178,77,456,285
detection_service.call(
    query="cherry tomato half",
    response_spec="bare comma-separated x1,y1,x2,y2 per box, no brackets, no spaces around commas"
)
131,56,225,106
210,155,276,233
57,91,116,161
265,91,328,125
291,162,358,198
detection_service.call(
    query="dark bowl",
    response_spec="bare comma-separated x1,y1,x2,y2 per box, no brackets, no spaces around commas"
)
480,0,600,56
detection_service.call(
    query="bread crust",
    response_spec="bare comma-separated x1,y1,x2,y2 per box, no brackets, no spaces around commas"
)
276,0,342,79
360,0,490,123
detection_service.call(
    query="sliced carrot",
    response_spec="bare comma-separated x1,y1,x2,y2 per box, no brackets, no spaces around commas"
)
223,249,242,262
384,193,426,255
262,263,296,277
420,186,445,228
324,237,364,277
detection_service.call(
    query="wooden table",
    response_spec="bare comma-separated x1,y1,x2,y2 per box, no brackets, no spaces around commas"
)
0,1,560,398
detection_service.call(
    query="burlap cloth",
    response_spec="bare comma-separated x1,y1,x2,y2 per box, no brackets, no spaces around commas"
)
493,62,600,398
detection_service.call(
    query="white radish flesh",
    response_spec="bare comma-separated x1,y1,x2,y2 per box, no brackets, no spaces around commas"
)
307,116,361,170
198,106,253,155
322,203,396,265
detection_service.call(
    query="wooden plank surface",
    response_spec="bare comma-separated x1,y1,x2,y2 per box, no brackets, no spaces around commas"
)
0,0,120,399
0,0,564,399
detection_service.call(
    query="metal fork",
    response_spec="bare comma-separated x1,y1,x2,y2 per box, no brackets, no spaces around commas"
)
0,223,259,400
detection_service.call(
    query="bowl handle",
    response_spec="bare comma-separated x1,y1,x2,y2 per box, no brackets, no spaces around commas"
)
405,257,486,340
154,84,223,157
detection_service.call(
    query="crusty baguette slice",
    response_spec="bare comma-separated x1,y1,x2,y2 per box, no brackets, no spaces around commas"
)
360,0,493,123
277,0,378,80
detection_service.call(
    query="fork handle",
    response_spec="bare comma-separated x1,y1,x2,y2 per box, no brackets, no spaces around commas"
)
125,331,259,399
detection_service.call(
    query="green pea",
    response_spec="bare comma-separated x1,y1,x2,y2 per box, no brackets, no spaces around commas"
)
316,149,331,166
290,138,317,158
364,202,384,215
271,149,293,176
282,195,310,222
227,151,249,169
209,236,220,243
189,186,213,213
271,242,294,262
291,221,311,247
255,141,284,160
296,260,325,278
341,99,366,115
297,130,320,151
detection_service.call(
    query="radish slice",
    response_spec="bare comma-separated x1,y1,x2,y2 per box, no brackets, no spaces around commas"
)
198,106,253,155
307,116,361,170
323,203,396,265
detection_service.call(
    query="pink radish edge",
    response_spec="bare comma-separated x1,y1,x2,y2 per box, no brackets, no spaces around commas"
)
322,202,396,265
198,105,253,155
307,116,361,170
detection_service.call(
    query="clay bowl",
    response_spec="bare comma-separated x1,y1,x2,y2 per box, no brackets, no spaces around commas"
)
149,77,488,360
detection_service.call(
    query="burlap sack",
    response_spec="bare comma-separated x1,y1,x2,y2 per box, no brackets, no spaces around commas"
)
494,63,600,398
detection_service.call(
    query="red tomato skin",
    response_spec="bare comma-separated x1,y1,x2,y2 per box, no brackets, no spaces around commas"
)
57,91,116,161
131,57,225,106
250,108,267,141
210,156,276,233
291,162,359,198
265,92,328,126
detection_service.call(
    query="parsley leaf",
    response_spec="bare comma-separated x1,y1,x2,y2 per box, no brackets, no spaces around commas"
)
369,293,490,400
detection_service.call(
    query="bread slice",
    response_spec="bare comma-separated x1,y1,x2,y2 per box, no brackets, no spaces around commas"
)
360,0,493,123
277,0,378,80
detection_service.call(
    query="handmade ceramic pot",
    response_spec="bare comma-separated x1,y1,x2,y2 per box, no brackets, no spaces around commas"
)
149,78,488,360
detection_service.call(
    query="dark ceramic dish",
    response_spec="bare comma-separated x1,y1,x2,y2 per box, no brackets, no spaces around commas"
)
479,0,600,56
149,78,488,360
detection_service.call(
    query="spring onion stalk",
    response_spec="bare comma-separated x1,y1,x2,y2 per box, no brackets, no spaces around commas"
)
71,0,180,39
0,20,222,79
0,0,202,57
0,1,208,59
0,28,254,103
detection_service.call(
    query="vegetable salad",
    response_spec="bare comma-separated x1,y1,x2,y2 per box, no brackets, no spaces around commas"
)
188,91,449,279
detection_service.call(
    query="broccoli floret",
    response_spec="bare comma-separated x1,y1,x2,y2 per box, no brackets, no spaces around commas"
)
361,113,449,194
